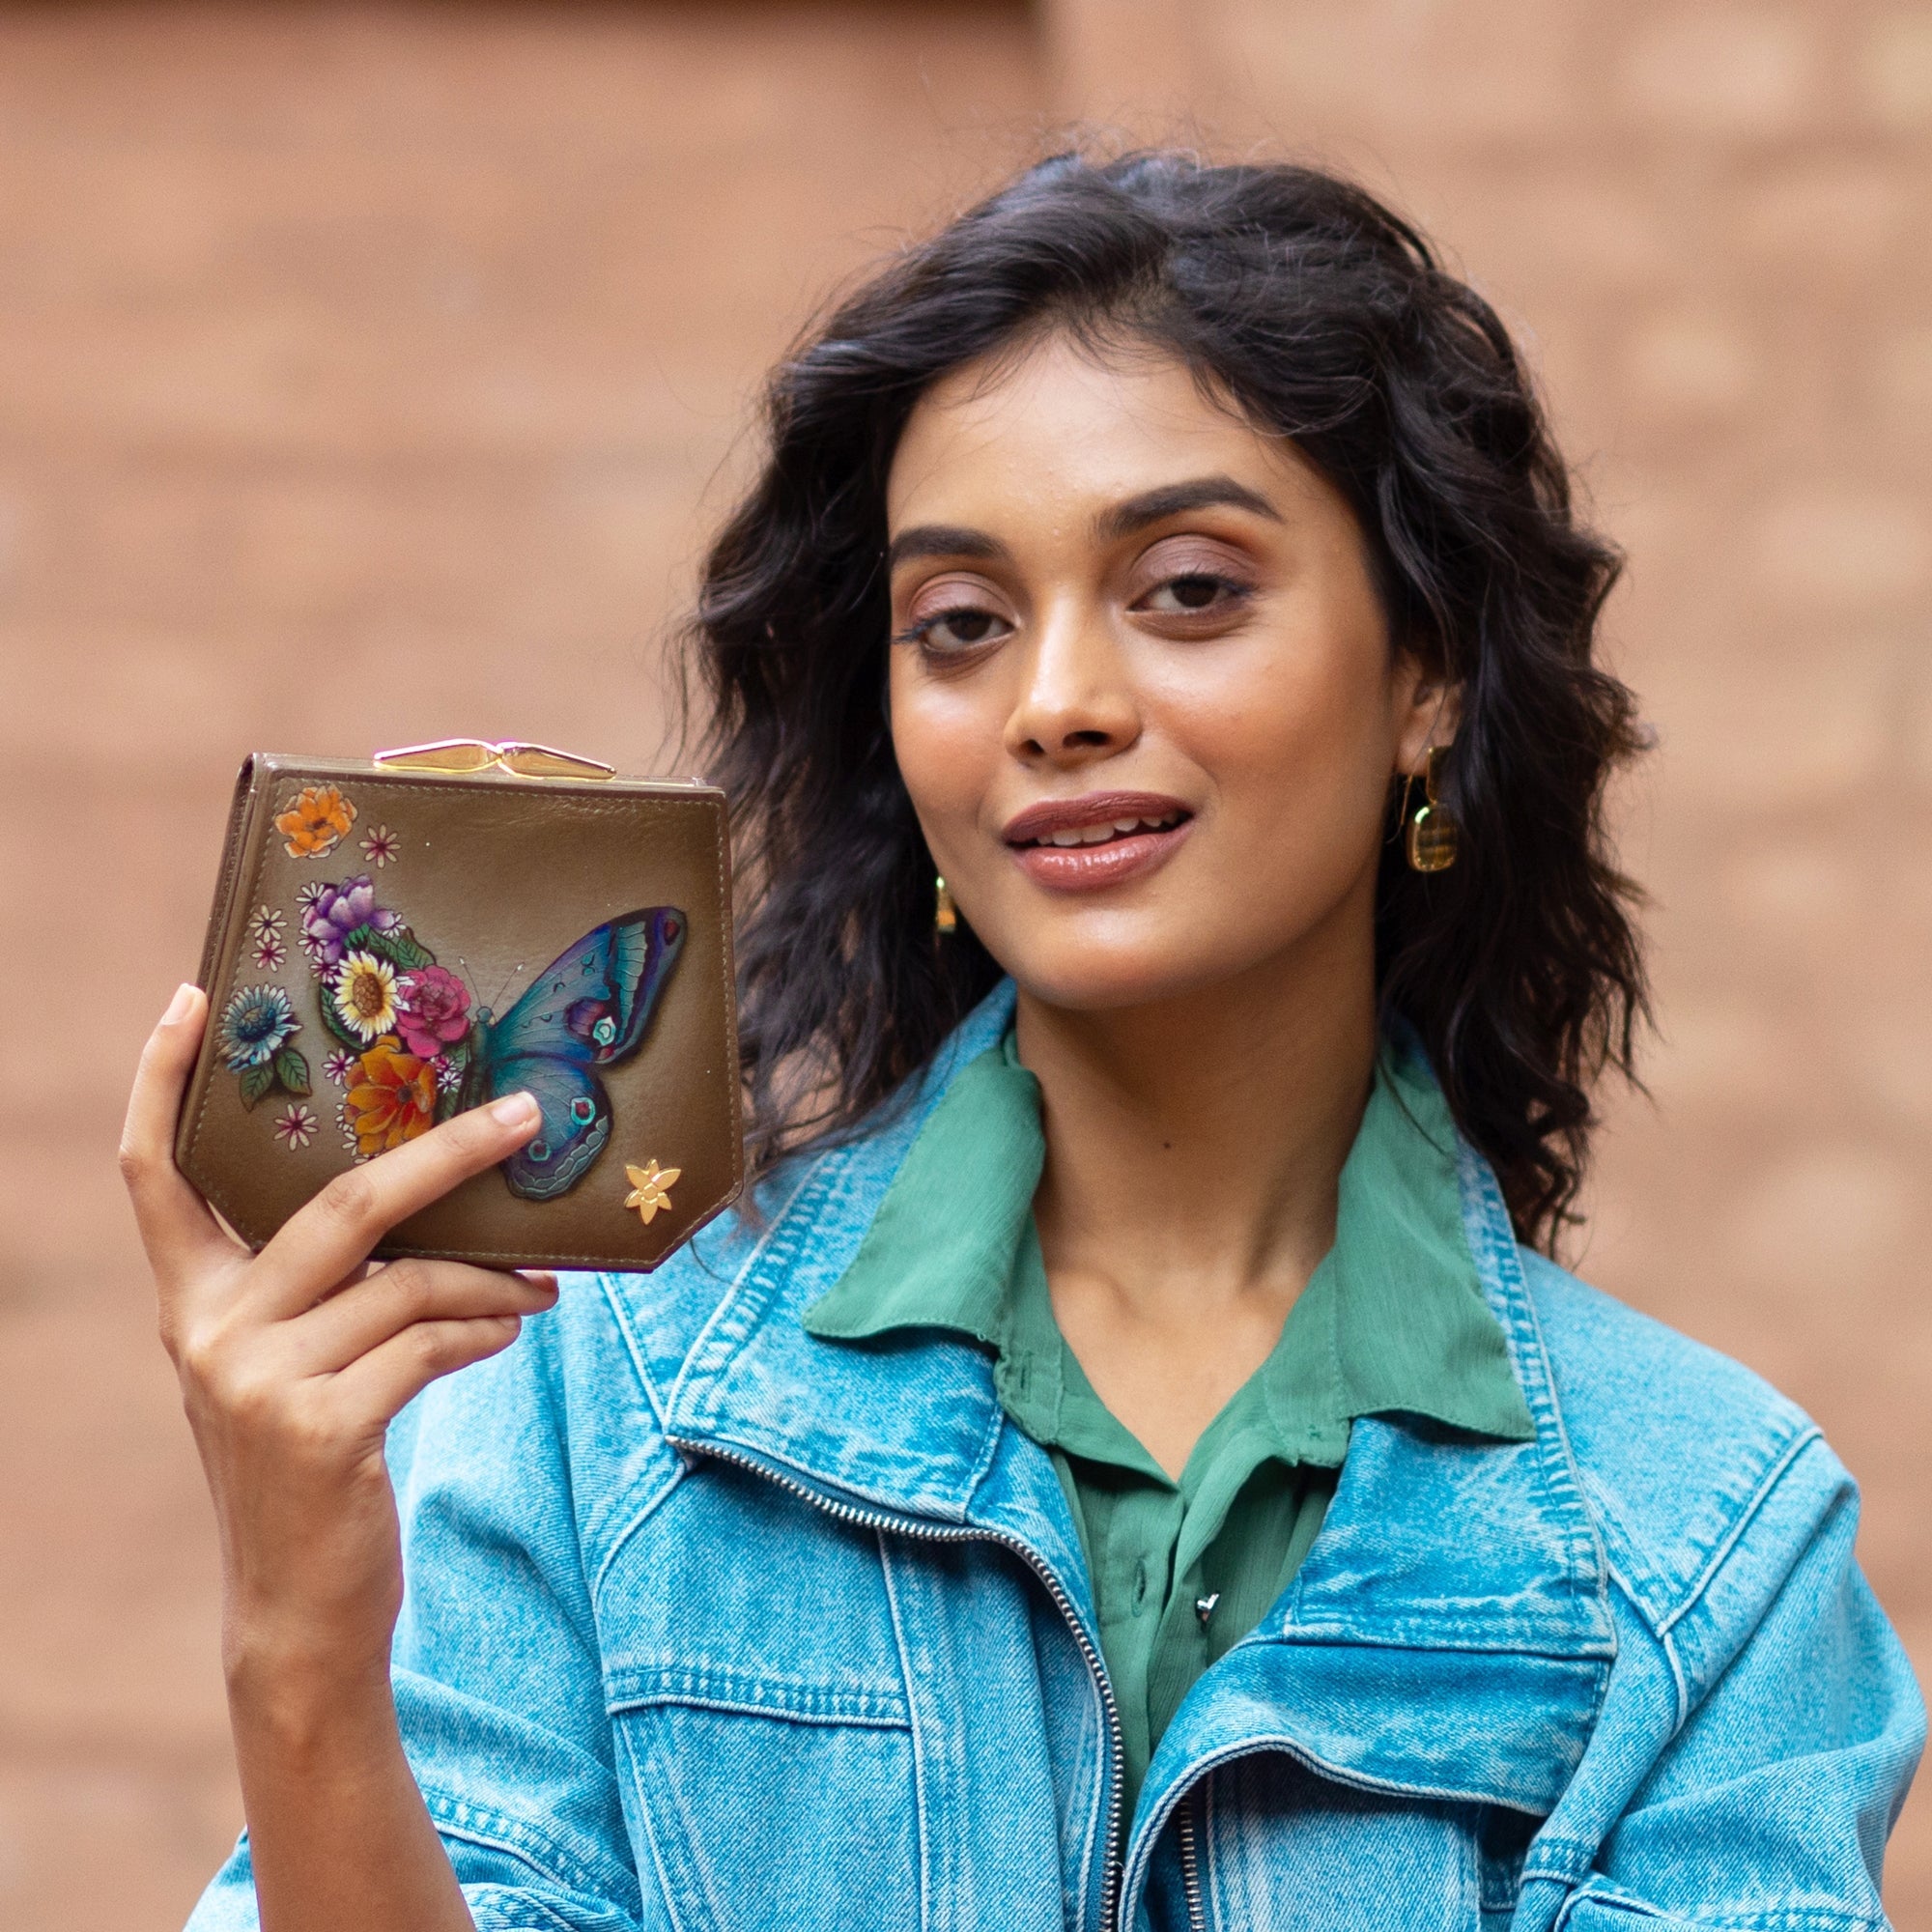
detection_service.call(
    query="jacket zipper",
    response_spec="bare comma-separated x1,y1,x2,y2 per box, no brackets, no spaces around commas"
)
669,1437,1128,1932
1176,1786,1208,1932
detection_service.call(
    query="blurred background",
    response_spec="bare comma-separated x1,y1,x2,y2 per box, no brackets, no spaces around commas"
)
0,1,1926,1923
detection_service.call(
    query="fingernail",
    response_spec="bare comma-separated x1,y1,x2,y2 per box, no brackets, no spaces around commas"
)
162,982,197,1025
491,1092,539,1128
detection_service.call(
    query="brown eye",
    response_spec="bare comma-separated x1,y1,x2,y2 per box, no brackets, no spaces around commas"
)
1133,572,1248,619
1169,574,1223,609
900,605,1011,653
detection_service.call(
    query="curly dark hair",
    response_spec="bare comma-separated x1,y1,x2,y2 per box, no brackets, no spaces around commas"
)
691,150,1647,1250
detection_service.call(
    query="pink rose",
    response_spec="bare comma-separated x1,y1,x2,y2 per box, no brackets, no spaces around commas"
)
393,965,472,1060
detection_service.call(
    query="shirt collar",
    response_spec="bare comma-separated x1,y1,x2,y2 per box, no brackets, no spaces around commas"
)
803,1025,1534,1451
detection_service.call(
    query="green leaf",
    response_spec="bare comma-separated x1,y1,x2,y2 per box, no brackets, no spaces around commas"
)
345,923,434,973
434,1046,472,1124
317,981,361,1047
239,1062,274,1110
273,1046,311,1098
382,925,435,972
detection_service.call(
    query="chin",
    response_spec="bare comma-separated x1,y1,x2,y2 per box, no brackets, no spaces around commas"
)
1000,933,1247,1015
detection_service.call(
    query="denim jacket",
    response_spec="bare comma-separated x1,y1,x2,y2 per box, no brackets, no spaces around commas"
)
187,985,1924,1932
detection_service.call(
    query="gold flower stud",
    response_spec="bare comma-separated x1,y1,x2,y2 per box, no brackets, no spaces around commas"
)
623,1159,681,1225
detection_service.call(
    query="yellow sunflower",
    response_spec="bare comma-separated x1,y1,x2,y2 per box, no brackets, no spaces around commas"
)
332,949,399,1043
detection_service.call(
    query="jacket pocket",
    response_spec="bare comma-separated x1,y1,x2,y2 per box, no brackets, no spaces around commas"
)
611,1668,920,1932
596,1466,924,1930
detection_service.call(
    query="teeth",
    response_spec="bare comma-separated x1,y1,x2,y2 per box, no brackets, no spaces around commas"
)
1035,813,1179,847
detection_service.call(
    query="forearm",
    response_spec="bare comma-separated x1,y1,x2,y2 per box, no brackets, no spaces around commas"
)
228,1654,473,1932
121,995,557,1932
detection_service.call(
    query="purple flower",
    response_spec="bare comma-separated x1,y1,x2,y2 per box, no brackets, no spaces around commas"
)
299,875,398,967
394,964,471,1059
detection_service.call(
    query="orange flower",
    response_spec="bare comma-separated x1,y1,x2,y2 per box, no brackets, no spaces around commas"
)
343,1037,438,1157
275,785,356,859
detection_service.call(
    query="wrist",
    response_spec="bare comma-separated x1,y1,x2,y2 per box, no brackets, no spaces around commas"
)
224,1629,397,1762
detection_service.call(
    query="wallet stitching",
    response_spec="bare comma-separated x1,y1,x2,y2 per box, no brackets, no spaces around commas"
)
186,778,743,1266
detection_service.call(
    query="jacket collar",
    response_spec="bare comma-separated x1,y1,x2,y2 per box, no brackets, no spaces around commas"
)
651,983,1023,1519
1120,1141,1614,1894
629,982,1612,1819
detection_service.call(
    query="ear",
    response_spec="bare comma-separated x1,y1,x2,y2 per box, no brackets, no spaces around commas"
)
1393,653,1463,778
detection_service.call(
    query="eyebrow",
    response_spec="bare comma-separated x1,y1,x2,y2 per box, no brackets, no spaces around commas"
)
885,475,1281,573
1094,475,1282,540
886,525,1011,571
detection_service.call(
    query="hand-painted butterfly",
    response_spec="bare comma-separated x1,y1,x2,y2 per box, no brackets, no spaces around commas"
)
458,906,687,1200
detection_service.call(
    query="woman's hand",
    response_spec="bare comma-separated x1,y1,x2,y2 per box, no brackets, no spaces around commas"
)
119,980,557,1702
120,981,558,1931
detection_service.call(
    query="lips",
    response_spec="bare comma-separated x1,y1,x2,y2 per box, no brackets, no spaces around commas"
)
1001,790,1195,894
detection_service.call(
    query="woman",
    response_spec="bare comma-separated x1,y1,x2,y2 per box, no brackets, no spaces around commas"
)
125,154,1921,1931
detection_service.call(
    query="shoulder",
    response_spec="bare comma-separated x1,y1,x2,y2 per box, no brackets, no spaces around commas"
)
1517,1249,1850,1635
390,1080,929,1507
565,992,1022,1413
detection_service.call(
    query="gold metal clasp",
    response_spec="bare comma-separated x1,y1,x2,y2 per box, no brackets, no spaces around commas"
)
373,738,615,781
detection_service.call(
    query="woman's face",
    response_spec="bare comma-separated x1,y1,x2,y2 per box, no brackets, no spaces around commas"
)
886,330,1453,1011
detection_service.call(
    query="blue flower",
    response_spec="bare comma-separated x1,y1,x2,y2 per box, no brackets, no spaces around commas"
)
217,984,299,1071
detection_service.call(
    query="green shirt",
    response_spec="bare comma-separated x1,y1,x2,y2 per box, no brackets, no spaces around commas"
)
805,1031,1533,1813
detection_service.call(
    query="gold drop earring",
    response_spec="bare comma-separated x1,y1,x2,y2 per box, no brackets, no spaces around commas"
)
1403,746,1459,873
934,875,957,935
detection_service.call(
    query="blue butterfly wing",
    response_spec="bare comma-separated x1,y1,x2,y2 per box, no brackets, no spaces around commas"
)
494,1054,611,1201
486,907,686,1066
473,907,687,1202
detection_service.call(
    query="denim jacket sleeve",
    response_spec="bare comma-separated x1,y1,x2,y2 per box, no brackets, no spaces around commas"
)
184,1285,651,1932
1524,1435,1924,1932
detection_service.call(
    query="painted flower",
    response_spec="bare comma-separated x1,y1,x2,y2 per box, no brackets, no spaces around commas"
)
343,1039,439,1157
300,875,399,967
273,1104,318,1150
435,1055,464,1094
623,1159,681,1226
247,905,288,969
295,882,331,960
274,785,356,860
360,823,401,868
322,1047,359,1085
393,964,471,1059
215,984,299,1072
332,949,399,1042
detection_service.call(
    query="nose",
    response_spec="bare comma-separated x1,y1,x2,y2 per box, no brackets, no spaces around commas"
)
1003,596,1141,769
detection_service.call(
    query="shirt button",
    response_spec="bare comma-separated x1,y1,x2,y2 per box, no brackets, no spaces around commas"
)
1130,1560,1150,1614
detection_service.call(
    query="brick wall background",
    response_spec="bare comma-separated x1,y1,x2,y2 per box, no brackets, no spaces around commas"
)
0,4,1923,1924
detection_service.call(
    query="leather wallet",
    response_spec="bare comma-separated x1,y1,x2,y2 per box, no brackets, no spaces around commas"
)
175,744,742,1270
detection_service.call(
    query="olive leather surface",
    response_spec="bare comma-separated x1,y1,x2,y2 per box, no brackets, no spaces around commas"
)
175,753,742,1269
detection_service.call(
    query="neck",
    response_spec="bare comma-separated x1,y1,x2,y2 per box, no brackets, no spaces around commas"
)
1017,901,1378,1326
